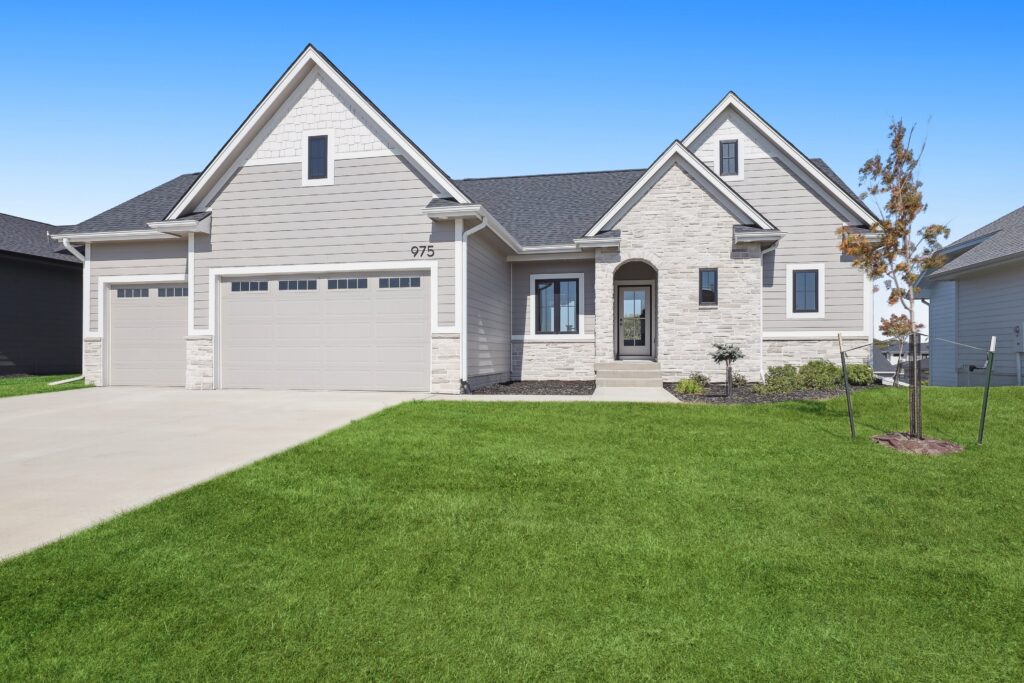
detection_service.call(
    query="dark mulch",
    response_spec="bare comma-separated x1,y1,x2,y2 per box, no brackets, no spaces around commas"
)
471,380,596,396
664,382,881,404
871,432,964,455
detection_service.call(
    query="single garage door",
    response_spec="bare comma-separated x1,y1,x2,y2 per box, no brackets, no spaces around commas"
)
107,284,187,386
219,272,430,391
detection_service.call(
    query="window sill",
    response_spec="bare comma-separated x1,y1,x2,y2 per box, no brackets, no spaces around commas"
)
698,304,719,310
512,335,595,343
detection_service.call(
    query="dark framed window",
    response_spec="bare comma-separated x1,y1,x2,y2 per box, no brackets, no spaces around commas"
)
792,269,819,313
231,281,268,292
535,278,579,334
379,277,421,289
116,287,149,298
307,135,328,180
699,268,718,305
327,278,368,290
158,286,187,297
719,140,738,176
279,280,317,291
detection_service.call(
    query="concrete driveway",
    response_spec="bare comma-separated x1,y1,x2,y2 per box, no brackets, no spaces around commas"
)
0,387,423,560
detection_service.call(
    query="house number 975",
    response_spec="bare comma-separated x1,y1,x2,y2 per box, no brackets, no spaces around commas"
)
410,245,435,258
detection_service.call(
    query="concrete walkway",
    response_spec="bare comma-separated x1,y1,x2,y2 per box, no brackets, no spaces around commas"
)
0,387,423,560
430,386,678,403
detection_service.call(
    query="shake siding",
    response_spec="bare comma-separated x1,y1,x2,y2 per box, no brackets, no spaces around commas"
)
927,280,958,386
954,263,1024,386
511,259,596,337
692,113,865,332
88,241,187,332
466,229,512,384
194,155,456,329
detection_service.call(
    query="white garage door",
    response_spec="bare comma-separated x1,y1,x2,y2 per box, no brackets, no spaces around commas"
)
107,284,187,386
219,272,430,391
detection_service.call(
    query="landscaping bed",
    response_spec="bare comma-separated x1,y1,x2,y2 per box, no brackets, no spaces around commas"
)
664,381,881,404
471,380,595,395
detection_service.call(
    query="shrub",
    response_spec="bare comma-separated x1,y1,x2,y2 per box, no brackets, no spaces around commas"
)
731,373,749,388
674,378,704,395
757,364,801,394
845,363,875,386
688,371,710,388
798,359,842,390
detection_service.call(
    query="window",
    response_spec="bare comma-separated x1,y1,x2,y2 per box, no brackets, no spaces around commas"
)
699,268,718,305
158,287,187,297
327,278,368,290
307,135,328,180
230,281,268,292
116,287,149,298
792,269,819,313
719,140,738,176
279,280,317,291
379,277,421,289
534,278,579,334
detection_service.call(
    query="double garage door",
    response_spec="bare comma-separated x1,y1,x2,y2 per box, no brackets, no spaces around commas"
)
106,271,430,391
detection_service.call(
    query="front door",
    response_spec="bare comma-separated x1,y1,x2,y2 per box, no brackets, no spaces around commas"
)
617,285,652,357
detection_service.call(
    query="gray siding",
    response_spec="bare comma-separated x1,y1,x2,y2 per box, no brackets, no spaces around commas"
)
466,229,512,385
89,240,187,332
195,155,456,330
928,280,958,386
953,263,1024,386
511,259,595,337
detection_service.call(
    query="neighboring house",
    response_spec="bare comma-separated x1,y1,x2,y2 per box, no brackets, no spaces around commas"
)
872,340,929,386
922,205,1024,386
0,213,83,375
51,44,876,393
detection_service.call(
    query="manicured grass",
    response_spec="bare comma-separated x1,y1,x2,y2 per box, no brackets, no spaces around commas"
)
2,388,1023,680
0,374,87,399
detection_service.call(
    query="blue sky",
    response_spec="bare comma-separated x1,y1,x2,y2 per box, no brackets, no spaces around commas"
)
2,1,1021,328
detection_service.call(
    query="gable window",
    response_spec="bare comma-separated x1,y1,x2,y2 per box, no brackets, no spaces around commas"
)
792,269,819,313
699,268,718,305
307,135,328,180
719,140,738,176
535,278,579,334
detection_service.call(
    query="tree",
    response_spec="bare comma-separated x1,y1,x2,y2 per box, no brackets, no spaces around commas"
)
710,343,744,397
878,313,923,387
837,121,948,438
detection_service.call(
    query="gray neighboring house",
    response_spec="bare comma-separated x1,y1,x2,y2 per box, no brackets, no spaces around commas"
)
51,44,877,393
0,213,82,375
922,205,1024,387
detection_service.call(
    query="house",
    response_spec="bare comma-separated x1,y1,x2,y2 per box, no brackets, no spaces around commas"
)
51,44,876,393
922,205,1024,386
0,213,83,375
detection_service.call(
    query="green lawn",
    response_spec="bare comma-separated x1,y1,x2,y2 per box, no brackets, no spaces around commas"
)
2,388,1023,681
0,374,87,399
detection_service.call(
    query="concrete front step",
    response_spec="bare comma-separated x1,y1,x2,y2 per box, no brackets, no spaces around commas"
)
596,377,665,388
595,361,663,388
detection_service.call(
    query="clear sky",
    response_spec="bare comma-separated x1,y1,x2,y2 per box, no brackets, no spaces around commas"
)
2,1,1021,330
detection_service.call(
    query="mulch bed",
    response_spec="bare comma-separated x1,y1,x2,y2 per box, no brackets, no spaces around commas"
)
471,380,596,396
663,382,881,404
871,432,964,455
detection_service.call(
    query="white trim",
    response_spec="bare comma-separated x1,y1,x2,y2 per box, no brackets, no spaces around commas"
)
168,45,470,219
147,215,211,234
301,129,335,187
527,272,587,338
82,244,91,337
507,252,594,262
785,263,826,320
51,230,181,243
187,233,197,335
864,272,874,349
459,221,488,382
615,279,657,359
762,331,869,340
682,92,876,226
94,274,188,340
512,335,595,343
244,149,397,166
714,137,744,181
454,218,465,332
585,140,776,237
205,260,452,334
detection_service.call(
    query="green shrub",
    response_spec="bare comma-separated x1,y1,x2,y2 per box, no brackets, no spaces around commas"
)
688,371,710,388
757,364,801,394
731,373,748,388
674,378,705,395
798,359,842,390
845,363,875,386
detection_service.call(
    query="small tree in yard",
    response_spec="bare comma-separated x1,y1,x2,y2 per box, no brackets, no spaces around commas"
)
837,121,948,439
878,312,921,386
710,343,744,397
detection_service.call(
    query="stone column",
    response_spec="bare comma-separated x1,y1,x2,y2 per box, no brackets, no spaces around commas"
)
186,335,215,390
594,249,619,362
83,337,103,386
431,332,461,393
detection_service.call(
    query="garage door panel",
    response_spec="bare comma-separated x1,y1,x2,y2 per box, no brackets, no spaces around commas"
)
220,272,430,391
108,287,187,387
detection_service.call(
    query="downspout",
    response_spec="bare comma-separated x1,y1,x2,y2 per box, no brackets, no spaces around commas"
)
61,237,85,263
460,219,488,390
60,237,87,383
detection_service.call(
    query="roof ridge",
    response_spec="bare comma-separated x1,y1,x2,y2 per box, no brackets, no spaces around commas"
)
457,168,645,182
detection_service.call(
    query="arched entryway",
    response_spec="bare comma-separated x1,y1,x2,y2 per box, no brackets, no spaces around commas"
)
613,260,658,359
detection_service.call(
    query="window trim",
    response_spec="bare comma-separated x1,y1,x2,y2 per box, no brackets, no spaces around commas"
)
719,139,739,177
528,272,585,337
301,130,334,186
786,263,825,319
698,268,718,306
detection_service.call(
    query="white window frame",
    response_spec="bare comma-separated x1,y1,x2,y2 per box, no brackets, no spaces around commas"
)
786,263,825,319
519,272,589,340
715,137,744,180
301,130,334,187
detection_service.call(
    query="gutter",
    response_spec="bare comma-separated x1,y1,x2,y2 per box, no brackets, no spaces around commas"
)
60,237,86,263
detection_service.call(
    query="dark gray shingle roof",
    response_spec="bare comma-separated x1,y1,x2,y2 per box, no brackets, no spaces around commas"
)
455,169,645,247
63,173,200,234
0,213,78,262
808,158,875,219
933,204,1024,276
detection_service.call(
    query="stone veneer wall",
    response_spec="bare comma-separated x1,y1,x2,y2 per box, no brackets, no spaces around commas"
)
512,341,596,381
186,336,215,390
83,338,103,386
431,333,461,393
762,337,871,369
